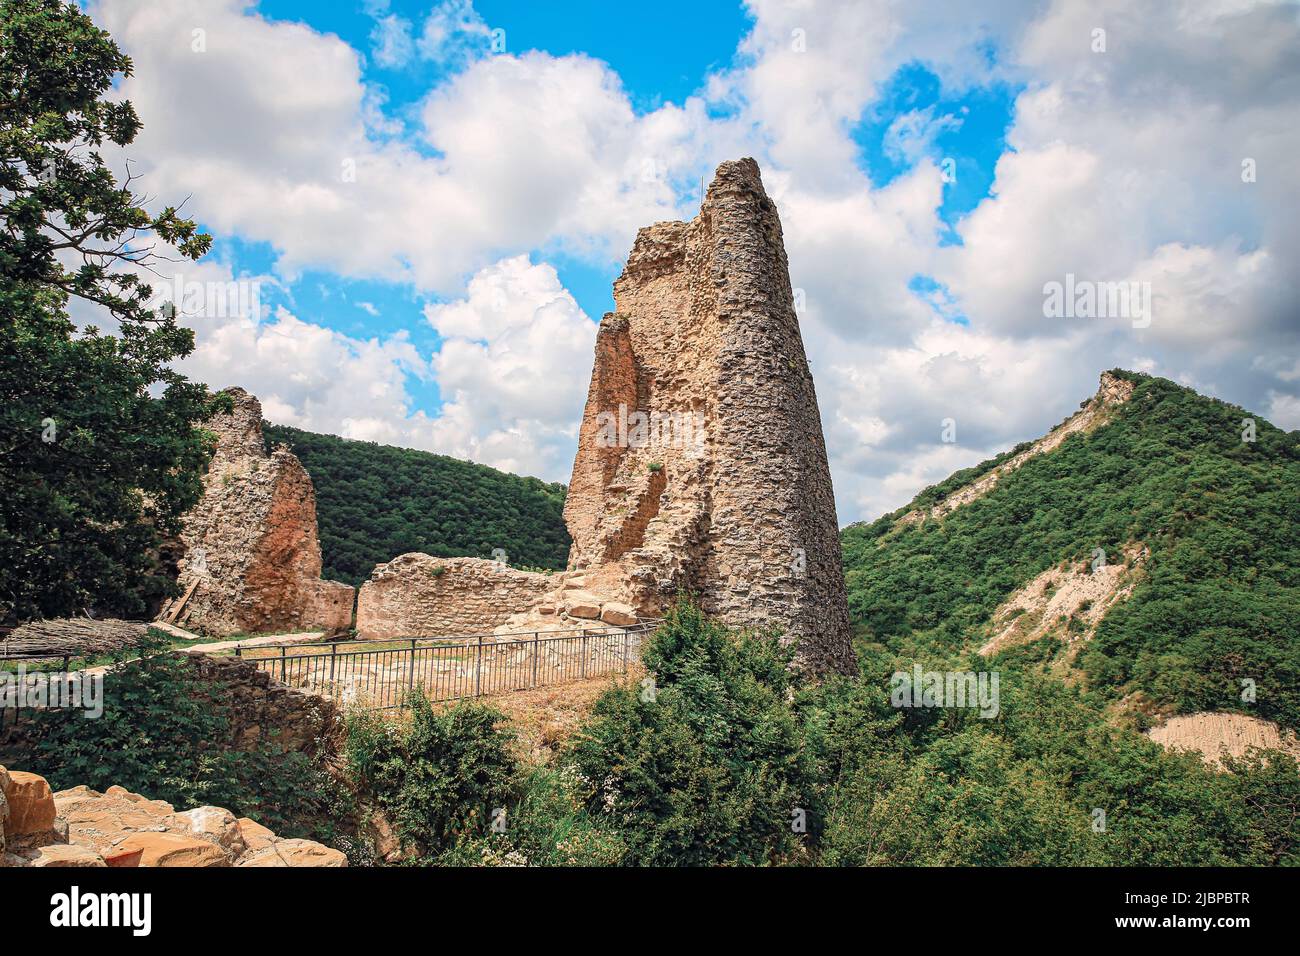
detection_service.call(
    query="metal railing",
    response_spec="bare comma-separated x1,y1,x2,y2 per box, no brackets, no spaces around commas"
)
234,621,657,711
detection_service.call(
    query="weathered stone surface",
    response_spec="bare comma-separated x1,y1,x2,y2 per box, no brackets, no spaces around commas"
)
26,844,106,868
561,159,855,673
356,554,555,639
174,806,246,857
560,590,604,620
343,160,850,673
599,602,638,627
2,770,56,837
166,387,354,637
236,839,347,867
0,769,345,868
235,817,278,853
181,653,340,754
116,831,230,867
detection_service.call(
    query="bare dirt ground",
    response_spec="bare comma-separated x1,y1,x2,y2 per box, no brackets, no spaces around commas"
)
358,667,642,765
1146,711,1300,769
979,545,1147,659
448,665,645,764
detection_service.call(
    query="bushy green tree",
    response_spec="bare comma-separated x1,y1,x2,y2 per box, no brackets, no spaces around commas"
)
19,638,352,847
0,0,218,621
566,602,814,865
345,696,519,861
841,371,1300,728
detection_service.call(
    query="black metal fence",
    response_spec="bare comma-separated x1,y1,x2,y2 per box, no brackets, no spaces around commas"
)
234,622,656,711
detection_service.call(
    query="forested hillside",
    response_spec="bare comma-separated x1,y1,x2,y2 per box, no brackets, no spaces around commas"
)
263,424,571,586
842,370,1300,730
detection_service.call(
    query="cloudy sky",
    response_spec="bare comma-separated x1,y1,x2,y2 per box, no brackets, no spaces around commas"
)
84,0,1300,523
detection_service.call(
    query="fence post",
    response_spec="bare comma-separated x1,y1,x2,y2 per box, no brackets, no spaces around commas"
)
581,632,588,679
280,645,287,684
329,643,337,686
623,629,630,673
408,638,416,699
532,631,539,688
475,633,483,698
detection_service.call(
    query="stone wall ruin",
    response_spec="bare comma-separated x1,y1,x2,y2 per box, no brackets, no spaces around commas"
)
356,555,554,640
160,388,354,637
353,159,856,675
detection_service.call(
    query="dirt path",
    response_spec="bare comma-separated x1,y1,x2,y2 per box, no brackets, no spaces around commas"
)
74,625,328,676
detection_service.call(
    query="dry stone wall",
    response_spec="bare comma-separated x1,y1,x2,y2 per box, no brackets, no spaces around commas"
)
0,653,338,764
356,555,555,639
164,388,354,637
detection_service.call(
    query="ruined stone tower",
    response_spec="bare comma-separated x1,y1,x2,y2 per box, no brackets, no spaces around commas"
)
562,158,856,674
159,388,354,637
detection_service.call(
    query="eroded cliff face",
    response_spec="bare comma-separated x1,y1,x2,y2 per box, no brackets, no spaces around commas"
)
561,158,855,674
160,389,354,636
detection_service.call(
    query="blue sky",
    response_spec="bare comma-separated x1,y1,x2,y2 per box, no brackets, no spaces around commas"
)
89,0,1300,521
248,0,762,322
204,1,1016,398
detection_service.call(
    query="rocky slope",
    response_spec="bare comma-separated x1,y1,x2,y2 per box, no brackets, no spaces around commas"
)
898,371,1135,526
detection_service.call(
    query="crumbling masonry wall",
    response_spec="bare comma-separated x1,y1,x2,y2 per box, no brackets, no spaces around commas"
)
162,388,354,637
356,555,554,639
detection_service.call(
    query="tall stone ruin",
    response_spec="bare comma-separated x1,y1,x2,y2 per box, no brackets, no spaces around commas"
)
560,157,855,673
355,158,855,674
159,388,354,637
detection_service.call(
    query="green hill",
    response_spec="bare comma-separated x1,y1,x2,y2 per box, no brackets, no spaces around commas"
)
842,370,1300,731
263,424,571,587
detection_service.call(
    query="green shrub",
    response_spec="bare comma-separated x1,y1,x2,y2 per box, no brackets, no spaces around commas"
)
436,767,626,867
345,695,518,861
19,639,352,848
565,602,813,865
841,372,1300,729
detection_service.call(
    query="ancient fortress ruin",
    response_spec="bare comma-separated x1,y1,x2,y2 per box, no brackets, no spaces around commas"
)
159,388,354,637
355,159,856,674
170,160,854,674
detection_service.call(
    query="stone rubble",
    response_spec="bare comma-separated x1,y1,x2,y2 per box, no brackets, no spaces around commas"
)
0,765,345,867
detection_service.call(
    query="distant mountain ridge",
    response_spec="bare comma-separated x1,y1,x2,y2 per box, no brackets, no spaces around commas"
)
262,423,571,588
841,369,1300,732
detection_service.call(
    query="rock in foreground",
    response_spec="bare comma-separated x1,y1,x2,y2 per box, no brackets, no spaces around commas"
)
0,766,345,867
